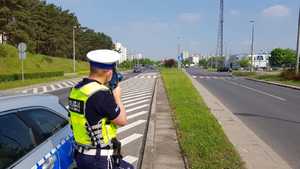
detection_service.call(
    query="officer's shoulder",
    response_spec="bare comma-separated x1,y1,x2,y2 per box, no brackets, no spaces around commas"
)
91,89,112,99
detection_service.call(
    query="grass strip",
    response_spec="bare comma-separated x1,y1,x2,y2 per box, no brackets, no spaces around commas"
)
161,68,244,169
233,71,300,87
0,75,80,90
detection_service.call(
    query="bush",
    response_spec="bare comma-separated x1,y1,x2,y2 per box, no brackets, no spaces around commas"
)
232,71,256,77
280,69,300,80
0,71,64,82
163,59,177,68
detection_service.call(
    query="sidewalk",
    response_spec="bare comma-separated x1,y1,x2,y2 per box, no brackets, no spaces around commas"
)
141,78,186,169
184,70,291,169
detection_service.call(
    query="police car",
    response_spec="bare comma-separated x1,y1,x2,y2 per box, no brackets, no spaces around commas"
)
0,94,74,169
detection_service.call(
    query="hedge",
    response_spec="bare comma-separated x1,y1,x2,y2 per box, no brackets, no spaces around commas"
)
0,71,64,82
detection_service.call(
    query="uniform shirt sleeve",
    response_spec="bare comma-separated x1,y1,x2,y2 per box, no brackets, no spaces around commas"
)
100,91,121,120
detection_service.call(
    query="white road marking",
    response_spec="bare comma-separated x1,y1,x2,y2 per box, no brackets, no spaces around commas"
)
126,104,148,113
192,76,197,79
123,155,138,164
125,99,150,108
140,76,145,78
22,90,28,93
56,83,64,89
122,91,152,98
33,88,38,94
123,96,152,104
120,133,143,146
122,93,152,101
62,82,71,87
147,75,151,78
127,111,148,120
122,89,152,96
42,86,47,93
50,84,56,91
226,81,287,101
117,120,146,134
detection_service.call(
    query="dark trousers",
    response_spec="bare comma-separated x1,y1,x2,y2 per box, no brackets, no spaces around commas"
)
75,153,134,169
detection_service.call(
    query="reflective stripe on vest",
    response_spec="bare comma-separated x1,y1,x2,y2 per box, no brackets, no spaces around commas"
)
68,82,117,148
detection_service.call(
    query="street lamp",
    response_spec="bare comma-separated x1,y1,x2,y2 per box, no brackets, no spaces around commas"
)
250,20,255,72
73,25,78,73
296,8,300,76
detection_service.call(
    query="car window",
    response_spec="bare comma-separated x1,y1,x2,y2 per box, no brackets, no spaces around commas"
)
0,114,36,169
19,109,68,142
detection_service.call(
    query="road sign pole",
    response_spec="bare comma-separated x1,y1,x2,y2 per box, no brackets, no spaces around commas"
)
21,58,24,81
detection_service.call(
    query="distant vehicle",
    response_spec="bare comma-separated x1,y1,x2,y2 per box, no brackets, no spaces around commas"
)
0,95,74,169
133,65,142,73
217,67,232,72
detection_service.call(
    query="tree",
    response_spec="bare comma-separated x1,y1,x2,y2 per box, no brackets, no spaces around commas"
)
198,59,208,68
238,57,250,68
164,59,177,68
270,48,296,68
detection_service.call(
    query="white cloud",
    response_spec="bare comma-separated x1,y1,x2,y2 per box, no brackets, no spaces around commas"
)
262,5,290,17
177,13,201,24
230,10,240,16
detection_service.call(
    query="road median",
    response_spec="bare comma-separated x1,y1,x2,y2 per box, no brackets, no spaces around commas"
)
160,68,244,169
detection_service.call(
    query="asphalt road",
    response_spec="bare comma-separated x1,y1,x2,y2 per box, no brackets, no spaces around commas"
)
187,67,300,169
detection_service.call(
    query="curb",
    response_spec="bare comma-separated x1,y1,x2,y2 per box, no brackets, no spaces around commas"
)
184,69,292,169
245,77,300,91
137,77,158,169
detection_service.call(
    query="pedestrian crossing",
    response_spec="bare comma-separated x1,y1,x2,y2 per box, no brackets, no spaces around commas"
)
115,72,157,167
192,75,239,80
20,79,81,94
134,73,158,79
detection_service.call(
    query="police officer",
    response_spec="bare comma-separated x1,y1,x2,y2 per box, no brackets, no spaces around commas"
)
68,49,134,169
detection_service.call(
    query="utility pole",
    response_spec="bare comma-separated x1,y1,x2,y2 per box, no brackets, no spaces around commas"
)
177,37,182,69
250,20,255,72
216,0,224,69
73,26,77,73
296,7,300,76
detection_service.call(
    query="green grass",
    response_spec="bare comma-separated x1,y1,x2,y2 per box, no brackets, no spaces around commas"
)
161,68,244,169
233,71,300,87
0,44,89,74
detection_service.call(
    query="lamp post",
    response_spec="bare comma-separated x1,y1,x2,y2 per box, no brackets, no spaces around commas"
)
296,8,300,76
73,26,78,73
250,20,255,72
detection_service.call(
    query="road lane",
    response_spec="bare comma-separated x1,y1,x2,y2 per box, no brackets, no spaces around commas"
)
187,67,300,169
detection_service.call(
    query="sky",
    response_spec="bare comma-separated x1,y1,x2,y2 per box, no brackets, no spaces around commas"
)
46,0,300,59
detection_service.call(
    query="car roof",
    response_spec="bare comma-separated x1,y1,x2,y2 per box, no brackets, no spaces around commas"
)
0,94,68,118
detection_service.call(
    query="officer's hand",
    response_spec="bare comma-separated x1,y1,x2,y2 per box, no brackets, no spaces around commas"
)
113,85,122,105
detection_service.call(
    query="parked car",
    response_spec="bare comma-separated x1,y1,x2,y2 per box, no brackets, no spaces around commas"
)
0,95,74,169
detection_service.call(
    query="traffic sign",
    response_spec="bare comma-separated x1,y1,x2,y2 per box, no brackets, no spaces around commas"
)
19,52,26,60
18,42,27,53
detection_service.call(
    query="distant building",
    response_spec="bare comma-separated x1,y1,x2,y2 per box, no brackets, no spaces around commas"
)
115,42,127,63
182,50,189,60
248,53,270,68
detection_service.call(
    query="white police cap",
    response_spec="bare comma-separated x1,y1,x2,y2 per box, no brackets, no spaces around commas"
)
87,49,121,69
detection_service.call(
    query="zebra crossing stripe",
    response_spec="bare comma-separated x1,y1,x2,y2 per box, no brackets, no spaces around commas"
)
123,96,152,104
41,86,47,93
122,89,152,96
33,88,38,94
117,120,146,134
122,90,152,98
125,99,150,108
123,155,138,164
56,83,63,89
122,93,152,101
126,104,148,113
50,84,56,91
127,111,148,120
120,133,143,146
